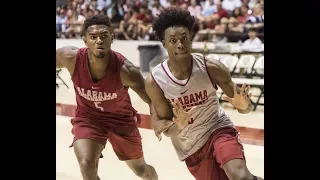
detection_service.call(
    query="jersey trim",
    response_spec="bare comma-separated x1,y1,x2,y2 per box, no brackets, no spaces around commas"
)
160,57,193,87
150,72,164,93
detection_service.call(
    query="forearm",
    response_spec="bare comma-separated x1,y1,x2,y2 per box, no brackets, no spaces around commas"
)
149,104,182,137
163,123,182,137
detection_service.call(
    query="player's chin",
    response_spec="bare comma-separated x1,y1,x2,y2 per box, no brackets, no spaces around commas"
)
96,51,106,58
175,52,190,59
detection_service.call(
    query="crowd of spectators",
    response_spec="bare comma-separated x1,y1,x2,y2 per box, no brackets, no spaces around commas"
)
56,0,264,42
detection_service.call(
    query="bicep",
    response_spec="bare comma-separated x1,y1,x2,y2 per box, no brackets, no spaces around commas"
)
120,60,151,104
121,60,145,88
145,75,173,120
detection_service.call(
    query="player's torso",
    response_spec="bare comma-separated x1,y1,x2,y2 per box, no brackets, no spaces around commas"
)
151,53,233,160
71,48,135,122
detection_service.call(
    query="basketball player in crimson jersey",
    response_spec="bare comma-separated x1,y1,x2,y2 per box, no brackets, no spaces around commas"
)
145,8,263,180
56,15,158,180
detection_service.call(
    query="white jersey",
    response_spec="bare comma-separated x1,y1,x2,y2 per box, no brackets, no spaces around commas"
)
151,53,234,161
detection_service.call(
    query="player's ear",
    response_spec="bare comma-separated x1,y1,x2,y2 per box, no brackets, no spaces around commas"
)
82,36,89,47
111,34,114,43
161,39,165,48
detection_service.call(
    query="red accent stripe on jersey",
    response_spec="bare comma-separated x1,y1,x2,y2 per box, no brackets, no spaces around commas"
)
160,59,193,87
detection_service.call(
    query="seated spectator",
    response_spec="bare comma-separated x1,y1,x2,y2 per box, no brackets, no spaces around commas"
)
107,0,125,28
214,17,229,34
114,6,139,40
198,0,216,24
244,3,264,33
188,0,202,19
151,0,165,17
240,28,263,52
231,7,247,23
136,7,154,40
221,0,242,15
239,4,249,22
227,7,245,33
56,7,66,38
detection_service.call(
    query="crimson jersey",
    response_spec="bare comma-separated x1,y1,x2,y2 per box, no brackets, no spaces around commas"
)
71,48,138,127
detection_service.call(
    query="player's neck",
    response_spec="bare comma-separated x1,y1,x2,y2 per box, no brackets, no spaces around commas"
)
88,51,111,64
87,51,111,71
167,55,192,74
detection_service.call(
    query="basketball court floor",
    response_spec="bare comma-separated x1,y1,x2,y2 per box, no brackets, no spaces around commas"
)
56,68,264,180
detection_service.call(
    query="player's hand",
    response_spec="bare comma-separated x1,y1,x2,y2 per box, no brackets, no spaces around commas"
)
171,99,197,130
221,83,252,110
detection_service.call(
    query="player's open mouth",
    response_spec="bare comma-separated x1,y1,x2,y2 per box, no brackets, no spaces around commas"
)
97,47,105,50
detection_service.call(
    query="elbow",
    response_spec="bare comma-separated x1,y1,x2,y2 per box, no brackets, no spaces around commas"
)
56,60,64,69
163,130,177,138
56,50,64,68
163,130,171,137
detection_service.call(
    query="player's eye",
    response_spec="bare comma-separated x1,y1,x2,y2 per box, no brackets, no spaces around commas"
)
170,39,176,43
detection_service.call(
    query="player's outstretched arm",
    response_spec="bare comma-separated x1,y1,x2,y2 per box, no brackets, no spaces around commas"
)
56,46,78,75
205,57,253,114
145,74,184,139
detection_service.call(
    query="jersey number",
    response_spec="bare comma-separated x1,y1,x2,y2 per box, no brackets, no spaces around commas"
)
94,102,104,111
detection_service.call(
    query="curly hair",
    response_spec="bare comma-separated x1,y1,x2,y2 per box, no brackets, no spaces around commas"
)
80,15,111,37
152,8,196,41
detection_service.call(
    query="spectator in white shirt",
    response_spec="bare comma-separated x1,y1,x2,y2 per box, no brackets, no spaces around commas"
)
241,28,263,52
222,0,242,15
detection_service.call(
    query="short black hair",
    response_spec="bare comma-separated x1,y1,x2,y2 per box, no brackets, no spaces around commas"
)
152,8,196,41
248,27,257,32
81,15,111,37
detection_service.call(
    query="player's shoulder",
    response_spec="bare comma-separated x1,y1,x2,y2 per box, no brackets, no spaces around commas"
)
57,46,80,55
150,57,168,74
151,62,163,73
145,71,157,88
191,53,204,59
56,46,81,65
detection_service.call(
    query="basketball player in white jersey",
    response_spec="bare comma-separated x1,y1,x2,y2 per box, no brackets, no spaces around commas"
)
145,8,263,180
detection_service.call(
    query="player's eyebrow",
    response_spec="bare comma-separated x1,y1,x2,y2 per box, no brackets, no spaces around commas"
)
168,32,187,37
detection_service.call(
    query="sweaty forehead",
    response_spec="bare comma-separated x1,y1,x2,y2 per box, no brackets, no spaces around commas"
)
87,25,111,34
165,26,190,37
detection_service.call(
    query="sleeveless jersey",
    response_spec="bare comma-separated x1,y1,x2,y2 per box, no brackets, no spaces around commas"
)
151,53,234,161
71,48,138,127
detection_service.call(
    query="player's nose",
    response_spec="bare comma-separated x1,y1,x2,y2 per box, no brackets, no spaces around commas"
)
177,40,184,49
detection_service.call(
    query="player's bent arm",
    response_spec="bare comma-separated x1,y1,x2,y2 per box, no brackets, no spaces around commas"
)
205,58,253,114
120,59,160,120
56,46,78,75
145,75,183,137
120,59,152,104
